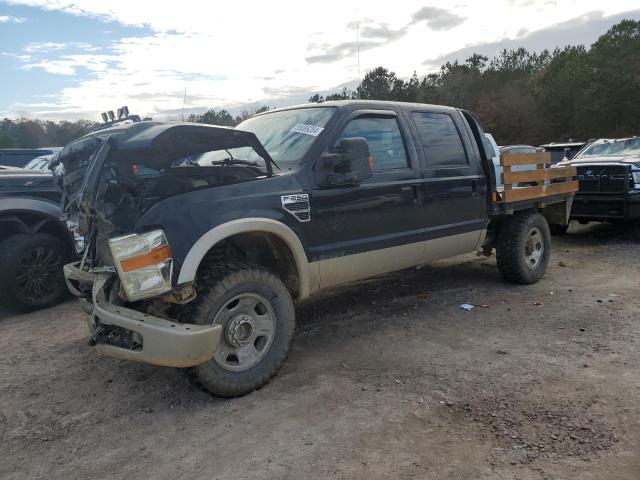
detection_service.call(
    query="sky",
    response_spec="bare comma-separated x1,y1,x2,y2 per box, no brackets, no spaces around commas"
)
0,0,639,122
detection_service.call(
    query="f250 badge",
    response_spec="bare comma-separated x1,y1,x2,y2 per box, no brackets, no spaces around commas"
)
281,194,311,223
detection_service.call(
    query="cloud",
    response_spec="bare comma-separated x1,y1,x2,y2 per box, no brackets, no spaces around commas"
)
360,23,407,41
2,51,31,62
306,40,380,64
410,7,466,30
423,8,640,68
23,41,98,53
306,7,463,65
306,19,409,64
3,0,640,121
22,54,117,75
0,15,26,22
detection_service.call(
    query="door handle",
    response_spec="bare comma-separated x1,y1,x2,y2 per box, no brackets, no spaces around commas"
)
471,179,479,196
412,184,423,206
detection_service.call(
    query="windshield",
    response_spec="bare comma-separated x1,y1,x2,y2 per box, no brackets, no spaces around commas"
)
196,107,336,170
24,156,49,171
577,138,640,157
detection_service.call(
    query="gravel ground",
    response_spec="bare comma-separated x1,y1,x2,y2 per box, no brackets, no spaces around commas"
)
1,222,639,480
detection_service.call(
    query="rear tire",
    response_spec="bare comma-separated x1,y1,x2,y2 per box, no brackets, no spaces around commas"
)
496,212,551,284
0,233,70,311
177,263,295,397
549,222,569,235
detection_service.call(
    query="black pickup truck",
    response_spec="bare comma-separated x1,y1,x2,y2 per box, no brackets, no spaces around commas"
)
0,166,78,310
557,137,640,224
56,101,575,397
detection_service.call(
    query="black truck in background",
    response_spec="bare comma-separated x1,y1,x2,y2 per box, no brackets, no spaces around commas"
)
557,137,640,224
56,101,576,397
0,166,78,310
0,148,62,168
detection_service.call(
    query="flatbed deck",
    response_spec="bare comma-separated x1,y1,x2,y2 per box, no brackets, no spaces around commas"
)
490,152,578,217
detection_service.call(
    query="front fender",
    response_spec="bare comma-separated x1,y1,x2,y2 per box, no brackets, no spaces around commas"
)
176,217,318,300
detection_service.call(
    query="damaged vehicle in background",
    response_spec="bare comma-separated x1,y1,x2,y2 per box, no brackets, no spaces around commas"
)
556,137,640,227
0,164,80,310
56,101,576,397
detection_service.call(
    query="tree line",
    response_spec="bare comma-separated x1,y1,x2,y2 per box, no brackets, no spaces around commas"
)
309,19,640,145
0,118,99,149
1,19,637,149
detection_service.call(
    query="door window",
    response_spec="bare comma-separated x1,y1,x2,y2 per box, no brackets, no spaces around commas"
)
338,116,408,170
412,112,468,168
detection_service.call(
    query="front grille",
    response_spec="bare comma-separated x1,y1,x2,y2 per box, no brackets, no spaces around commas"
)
576,165,631,194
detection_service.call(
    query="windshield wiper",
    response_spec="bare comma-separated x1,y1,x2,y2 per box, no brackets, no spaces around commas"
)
210,158,260,167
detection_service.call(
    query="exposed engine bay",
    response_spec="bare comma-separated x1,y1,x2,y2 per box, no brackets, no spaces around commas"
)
52,122,277,269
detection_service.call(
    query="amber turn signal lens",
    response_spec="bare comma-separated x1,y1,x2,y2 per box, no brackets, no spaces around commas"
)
368,155,374,169
120,245,171,272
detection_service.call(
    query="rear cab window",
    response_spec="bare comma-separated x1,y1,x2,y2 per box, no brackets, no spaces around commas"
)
411,111,469,169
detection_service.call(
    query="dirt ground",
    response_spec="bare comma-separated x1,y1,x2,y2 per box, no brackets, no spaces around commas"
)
1,222,639,480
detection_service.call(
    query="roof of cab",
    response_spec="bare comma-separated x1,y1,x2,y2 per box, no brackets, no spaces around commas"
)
258,100,461,116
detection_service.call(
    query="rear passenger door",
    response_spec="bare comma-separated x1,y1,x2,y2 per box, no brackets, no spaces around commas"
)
408,110,486,254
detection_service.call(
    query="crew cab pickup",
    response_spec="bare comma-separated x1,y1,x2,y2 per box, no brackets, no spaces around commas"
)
55,101,576,397
556,137,640,224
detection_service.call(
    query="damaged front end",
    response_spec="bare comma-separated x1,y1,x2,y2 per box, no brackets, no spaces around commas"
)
54,122,277,367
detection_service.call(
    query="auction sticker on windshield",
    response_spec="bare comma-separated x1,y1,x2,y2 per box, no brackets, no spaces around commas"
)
290,123,324,137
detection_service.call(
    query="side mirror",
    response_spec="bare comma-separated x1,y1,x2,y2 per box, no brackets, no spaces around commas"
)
316,137,372,187
564,147,572,160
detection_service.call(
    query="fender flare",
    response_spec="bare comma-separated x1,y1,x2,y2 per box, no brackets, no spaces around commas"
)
177,218,318,300
0,197,61,218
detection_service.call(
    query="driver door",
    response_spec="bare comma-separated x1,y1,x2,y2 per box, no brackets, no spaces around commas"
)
306,110,426,288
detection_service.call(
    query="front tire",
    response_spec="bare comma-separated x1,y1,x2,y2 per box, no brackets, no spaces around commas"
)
177,263,295,397
496,212,551,284
0,233,70,311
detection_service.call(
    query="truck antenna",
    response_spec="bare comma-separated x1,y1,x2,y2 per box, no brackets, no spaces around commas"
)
356,19,360,75
182,87,187,121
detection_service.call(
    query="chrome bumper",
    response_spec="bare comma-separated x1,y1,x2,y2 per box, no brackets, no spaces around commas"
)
63,262,221,368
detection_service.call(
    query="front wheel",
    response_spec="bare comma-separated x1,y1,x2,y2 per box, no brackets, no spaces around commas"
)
177,263,295,397
496,212,551,284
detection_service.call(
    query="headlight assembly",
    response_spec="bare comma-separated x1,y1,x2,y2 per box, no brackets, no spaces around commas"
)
632,171,640,188
109,230,173,301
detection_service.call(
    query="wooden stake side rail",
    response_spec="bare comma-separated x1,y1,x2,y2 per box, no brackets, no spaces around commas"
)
499,152,578,204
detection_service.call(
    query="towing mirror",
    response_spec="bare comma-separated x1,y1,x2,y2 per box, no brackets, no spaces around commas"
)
317,137,372,187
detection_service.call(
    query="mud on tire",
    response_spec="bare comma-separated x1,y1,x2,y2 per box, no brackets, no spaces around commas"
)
496,211,551,285
176,263,295,397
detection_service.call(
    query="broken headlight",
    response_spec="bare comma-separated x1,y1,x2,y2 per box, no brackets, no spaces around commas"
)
109,230,173,301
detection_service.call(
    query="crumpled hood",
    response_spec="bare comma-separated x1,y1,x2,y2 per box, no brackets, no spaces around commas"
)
53,121,276,266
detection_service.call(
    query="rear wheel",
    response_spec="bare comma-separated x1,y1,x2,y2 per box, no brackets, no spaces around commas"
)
177,263,295,397
496,212,551,284
0,233,70,311
549,222,569,235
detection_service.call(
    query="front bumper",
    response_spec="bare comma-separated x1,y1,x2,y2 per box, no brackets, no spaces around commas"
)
63,262,221,368
571,191,640,221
